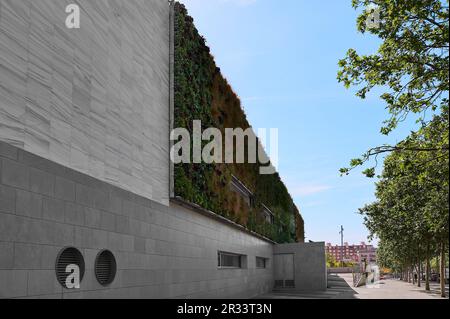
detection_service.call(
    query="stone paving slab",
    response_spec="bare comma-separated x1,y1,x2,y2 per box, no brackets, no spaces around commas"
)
258,274,449,299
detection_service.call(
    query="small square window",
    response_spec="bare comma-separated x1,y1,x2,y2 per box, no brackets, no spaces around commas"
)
256,257,268,269
218,252,244,269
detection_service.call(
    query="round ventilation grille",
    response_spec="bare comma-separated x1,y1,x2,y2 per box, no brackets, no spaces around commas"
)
55,247,85,288
95,250,117,286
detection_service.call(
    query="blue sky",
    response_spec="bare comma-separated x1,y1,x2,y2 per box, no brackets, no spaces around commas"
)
180,0,418,246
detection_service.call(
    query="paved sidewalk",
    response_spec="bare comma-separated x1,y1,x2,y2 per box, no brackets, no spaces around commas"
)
258,274,449,299
338,273,448,299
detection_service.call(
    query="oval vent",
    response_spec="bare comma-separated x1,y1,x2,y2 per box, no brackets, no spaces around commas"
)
95,250,117,286
55,247,85,288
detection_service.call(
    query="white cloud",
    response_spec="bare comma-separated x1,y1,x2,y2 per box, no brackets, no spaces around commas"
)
290,185,332,197
280,174,332,198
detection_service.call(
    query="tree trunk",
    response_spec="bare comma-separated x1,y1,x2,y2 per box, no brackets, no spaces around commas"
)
421,264,424,285
440,241,446,298
418,262,421,287
425,242,430,291
436,255,440,276
417,250,421,288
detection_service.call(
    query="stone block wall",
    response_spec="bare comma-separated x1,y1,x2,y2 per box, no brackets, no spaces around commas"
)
0,141,273,299
273,242,327,292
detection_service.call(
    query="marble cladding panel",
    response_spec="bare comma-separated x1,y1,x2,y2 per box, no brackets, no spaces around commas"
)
0,0,171,205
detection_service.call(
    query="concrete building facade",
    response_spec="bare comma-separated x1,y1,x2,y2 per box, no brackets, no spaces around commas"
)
0,0,326,298
0,141,272,298
0,0,170,205
274,243,327,292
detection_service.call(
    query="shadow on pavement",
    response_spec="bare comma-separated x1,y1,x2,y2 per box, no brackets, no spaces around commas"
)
257,274,359,299
327,274,359,299
415,283,449,299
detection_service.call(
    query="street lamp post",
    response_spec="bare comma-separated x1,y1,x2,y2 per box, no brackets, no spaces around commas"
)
339,226,344,268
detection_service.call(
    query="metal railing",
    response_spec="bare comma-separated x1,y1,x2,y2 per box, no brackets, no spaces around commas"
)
352,264,364,287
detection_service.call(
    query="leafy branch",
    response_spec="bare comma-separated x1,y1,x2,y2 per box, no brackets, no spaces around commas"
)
340,144,449,177
338,0,449,177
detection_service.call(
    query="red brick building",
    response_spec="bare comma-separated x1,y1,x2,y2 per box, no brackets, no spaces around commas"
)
326,242,377,264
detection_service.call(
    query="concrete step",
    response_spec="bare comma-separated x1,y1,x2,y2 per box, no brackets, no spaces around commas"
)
328,282,352,288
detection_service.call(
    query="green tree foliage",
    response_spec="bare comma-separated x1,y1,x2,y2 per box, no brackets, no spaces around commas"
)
338,0,449,175
326,253,356,268
173,3,302,243
326,253,340,268
339,0,448,297
359,111,449,295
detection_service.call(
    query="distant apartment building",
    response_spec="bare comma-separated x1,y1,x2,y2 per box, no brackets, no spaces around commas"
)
326,242,377,264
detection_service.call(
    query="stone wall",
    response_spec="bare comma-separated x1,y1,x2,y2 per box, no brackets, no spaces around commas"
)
274,242,327,292
0,0,170,205
0,140,273,299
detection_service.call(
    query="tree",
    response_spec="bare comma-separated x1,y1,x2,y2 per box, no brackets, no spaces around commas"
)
359,115,449,296
338,0,449,176
326,253,340,268
338,0,448,298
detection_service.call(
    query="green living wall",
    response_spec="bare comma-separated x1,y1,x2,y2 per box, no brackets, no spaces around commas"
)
173,3,304,243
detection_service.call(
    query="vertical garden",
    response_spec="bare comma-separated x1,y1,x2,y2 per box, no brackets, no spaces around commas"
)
173,3,304,243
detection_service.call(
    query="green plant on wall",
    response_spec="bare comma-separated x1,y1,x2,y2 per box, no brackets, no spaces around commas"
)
173,3,304,243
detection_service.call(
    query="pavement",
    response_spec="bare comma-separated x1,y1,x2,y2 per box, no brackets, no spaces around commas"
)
257,274,449,299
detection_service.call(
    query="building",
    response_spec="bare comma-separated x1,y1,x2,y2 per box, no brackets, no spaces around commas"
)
326,242,377,264
0,0,326,298
357,245,378,264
